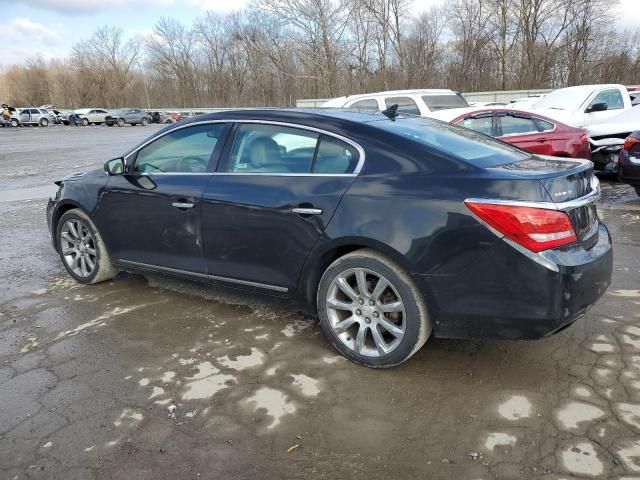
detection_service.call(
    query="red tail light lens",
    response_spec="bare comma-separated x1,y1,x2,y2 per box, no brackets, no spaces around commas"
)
624,136,640,151
465,201,578,252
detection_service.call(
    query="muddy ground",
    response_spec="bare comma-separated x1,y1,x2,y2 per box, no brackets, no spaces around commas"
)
1,125,640,480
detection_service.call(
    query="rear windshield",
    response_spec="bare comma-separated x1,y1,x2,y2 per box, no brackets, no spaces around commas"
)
422,94,469,111
372,117,529,167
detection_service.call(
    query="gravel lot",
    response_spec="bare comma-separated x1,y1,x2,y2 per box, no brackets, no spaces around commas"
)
1,125,640,479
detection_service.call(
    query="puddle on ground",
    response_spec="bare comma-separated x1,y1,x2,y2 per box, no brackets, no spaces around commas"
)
484,432,516,451
243,387,296,429
560,441,603,477
498,395,532,420
555,401,606,431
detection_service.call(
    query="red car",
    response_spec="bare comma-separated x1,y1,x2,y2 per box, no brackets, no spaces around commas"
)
429,108,591,159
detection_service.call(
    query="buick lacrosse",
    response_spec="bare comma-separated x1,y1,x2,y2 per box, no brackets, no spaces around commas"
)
47,109,612,367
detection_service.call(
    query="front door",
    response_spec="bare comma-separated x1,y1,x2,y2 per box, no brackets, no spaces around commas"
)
200,122,361,292
95,122,230,273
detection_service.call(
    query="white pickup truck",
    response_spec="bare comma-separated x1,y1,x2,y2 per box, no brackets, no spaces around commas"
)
526,84,632,128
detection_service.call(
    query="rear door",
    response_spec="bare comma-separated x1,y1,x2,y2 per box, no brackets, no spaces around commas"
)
96,122,230,273
200,122,362,292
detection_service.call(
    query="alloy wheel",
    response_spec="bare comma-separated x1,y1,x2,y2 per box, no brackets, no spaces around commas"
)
325,268,406,357
60,219,97,278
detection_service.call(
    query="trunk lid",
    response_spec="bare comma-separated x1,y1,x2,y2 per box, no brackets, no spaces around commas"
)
489,156,600,248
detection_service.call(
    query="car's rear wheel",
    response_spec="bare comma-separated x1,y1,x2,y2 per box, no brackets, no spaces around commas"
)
39,118,49,127
56,209,118,284
117,118,125,127
317,249,431,368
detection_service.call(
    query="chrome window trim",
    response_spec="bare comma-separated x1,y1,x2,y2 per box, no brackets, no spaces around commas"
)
124,119,366,176
465,187,600,212
118,259,289,292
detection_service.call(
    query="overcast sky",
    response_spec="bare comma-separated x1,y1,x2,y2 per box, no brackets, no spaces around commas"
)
2,0,637,66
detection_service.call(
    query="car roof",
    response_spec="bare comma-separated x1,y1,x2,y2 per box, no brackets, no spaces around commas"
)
323,89,459,107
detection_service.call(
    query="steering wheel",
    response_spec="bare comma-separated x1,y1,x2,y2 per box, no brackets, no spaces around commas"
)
176,155,207,173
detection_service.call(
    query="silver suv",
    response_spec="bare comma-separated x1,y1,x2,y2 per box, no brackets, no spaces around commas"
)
17,108,52,127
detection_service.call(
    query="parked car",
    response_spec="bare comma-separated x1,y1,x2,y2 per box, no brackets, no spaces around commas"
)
4,105,19,127
323,89,470,115
17,108,52,127
526,84,632,128
618,131,640,196
508,94,546,109
47,109,612,367
168,111,184,122
427,108,591,159
148,111,172,124
74,108,110,126
587,105,640,172
105,108,152,127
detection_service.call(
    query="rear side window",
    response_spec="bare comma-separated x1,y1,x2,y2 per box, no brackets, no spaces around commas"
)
227,124,319,173
134,123,226,173
348,99,379,111
384,97,420,115
374,117,529,167
313,136,358,174
499,115,539,136
422,94,469,111
457,116,494,136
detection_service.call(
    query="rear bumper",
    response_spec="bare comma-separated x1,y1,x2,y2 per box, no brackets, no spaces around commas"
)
418,222,613,340
618,150,640,186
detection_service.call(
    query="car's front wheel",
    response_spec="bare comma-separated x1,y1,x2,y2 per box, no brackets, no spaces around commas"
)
56,209,118,284
317,249,431,368
82,118,89,126
141,117,149,126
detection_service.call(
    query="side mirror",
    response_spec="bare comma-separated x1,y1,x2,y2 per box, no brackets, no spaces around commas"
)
104,157,125,175
586,102,608,113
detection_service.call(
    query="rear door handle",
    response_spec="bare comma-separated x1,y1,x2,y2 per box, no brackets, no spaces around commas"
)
172,202,195,209
291,207,323,215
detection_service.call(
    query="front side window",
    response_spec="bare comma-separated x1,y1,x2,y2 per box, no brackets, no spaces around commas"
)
499,115,539,136
457,116,494,136
384,96,420,115
587,89,624,111
133,123,226,173
348,99,379,111
227,124,319,173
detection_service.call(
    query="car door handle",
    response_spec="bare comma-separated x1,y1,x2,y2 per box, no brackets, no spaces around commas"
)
291,207,323,215
172,202,195,209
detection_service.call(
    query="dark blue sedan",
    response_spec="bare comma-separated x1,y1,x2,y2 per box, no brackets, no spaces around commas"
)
47,109,613,367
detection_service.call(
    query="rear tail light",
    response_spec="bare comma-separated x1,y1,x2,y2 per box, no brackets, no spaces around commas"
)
464,201,578,252
624,136,640,151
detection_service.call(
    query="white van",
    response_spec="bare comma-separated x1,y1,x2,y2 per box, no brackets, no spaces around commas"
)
322,89,469,116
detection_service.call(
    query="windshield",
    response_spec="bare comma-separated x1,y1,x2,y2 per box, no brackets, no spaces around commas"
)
422,94,469,111
535,86,595,111
371,116,529,167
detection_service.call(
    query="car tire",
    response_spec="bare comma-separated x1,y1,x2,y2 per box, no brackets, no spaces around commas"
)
56,209,118,284
141,117,148,126
317,249,431,368
10,119,19,127
82,118,89,126
117,118,125,127
39,118,49,127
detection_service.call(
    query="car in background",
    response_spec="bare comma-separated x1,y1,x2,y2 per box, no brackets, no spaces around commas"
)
148,111,172,124
427,108,591,159
105,108,152,127
167,112,184,122
3,105,19,127
618,131,640,196
17,108,52,127
75,108,110,126
47,109,612,367
323,89,469,115
587,106,640,173
526,84,632,128
508,94,546,109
